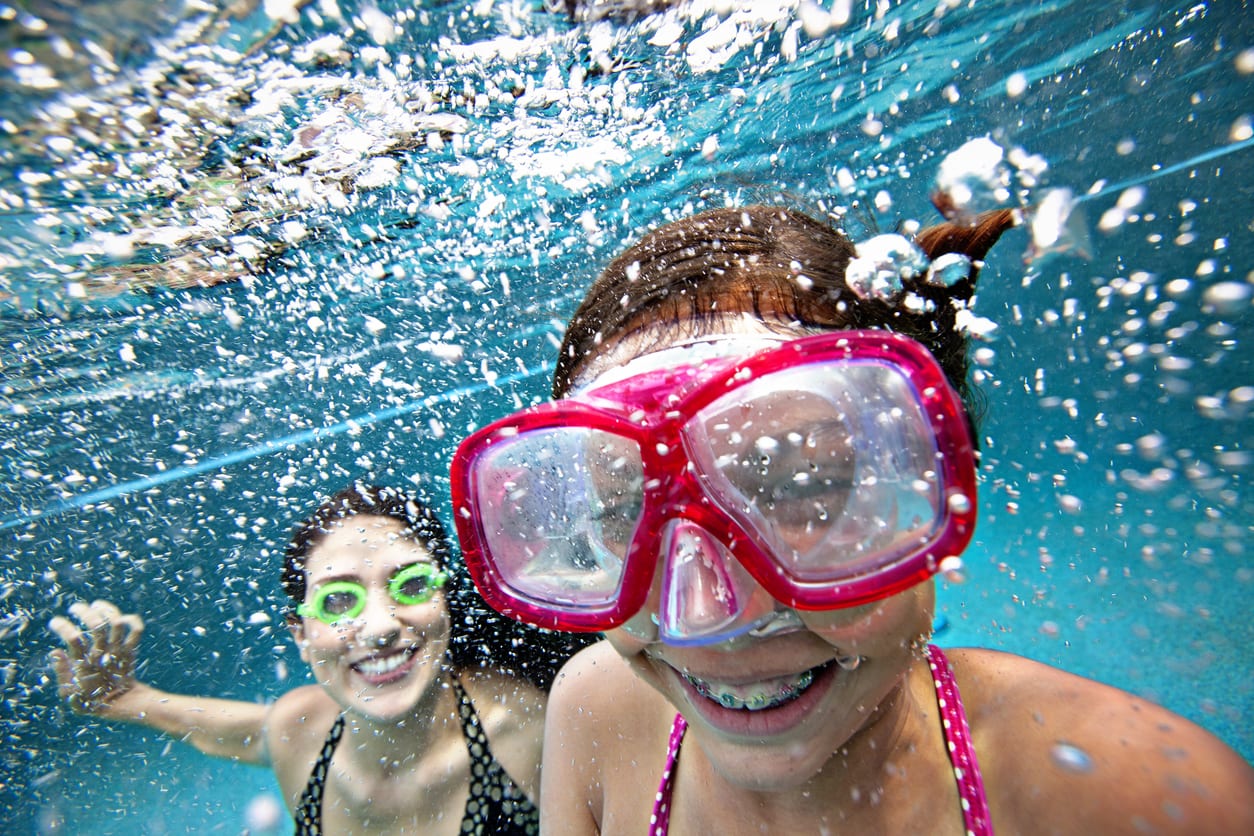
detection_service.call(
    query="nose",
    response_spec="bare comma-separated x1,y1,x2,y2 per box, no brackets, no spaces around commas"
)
656,519,777,646
352,594,402,649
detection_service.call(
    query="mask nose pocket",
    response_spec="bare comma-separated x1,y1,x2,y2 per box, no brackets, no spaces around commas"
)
658,519,776,645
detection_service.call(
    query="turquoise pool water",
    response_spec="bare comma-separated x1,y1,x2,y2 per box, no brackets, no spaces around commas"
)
2,1,1250,832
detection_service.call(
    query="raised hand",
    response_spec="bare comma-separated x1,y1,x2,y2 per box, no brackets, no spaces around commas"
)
49,600,145,716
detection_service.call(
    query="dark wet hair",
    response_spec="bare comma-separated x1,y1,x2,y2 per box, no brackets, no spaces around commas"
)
282,483,449,605
553,204,1018,426
283,482,590,686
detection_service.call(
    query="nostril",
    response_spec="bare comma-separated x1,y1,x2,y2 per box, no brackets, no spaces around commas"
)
373,629,400,648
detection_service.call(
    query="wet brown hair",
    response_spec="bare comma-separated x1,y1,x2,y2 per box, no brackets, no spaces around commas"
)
553,204,1018,423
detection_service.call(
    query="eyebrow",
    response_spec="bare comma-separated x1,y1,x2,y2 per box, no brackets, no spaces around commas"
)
308,560,442,587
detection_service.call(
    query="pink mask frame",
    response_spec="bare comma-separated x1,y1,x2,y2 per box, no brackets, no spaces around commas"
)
450,330,977,633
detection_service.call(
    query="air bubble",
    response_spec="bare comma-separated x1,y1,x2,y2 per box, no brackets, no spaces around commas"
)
1201,282,1251,315
939,556,966,584
1057,494,1083,514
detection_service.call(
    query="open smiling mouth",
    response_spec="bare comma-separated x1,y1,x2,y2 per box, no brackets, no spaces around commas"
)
682,660,833,711
352,645,419,679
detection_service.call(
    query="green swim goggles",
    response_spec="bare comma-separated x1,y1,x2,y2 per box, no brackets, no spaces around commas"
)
297,563,449,625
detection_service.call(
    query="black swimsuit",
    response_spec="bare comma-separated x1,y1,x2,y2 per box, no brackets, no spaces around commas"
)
293,678,539,835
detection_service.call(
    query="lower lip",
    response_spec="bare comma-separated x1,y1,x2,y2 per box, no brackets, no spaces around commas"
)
353,648,420,687
676,660,841,738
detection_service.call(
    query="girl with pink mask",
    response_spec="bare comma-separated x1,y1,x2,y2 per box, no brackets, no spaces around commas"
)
450,205,1254,834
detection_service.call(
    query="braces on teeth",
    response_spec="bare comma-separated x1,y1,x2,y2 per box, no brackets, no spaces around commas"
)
684,667,816,711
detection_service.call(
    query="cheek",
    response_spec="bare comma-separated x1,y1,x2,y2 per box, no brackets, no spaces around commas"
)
799,583,934,651
428,608,452,640
403,600,452,641
302,622,353,653
603,626,650,660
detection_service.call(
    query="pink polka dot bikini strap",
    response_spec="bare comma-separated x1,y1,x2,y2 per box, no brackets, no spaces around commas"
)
650,713,688,836
926,644,994,836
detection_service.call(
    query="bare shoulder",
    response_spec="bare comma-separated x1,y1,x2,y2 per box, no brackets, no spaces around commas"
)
458,666,548,755
266,683,340,736
944,647,1254,834
460,666,548,720
548,639,669,739
263,685,341,801
542,640,674,833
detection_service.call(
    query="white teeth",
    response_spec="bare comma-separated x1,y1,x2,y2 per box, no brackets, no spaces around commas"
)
684,665,819,711
355,649,412,676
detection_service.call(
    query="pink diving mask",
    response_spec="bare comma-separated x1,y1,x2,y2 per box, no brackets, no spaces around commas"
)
450,330,977,646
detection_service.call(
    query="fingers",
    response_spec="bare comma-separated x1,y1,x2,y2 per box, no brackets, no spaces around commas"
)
116,613,144,654
49,600,143,655
48,614,88,657
67,600,100,629
49,648,70,686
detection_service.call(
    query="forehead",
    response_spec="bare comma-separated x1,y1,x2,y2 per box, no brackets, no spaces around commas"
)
572,313,810,392
304,514,433,580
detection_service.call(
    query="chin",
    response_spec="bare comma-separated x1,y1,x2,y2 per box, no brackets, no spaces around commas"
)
700,735,837,792
345,684,425,722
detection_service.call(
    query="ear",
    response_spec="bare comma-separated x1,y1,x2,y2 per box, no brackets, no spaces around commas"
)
287,617,312,664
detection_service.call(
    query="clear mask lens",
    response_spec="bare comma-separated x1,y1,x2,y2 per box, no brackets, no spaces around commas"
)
473,427,642,611
687,361,943,584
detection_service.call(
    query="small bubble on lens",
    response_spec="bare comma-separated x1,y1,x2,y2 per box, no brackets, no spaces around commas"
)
947,493,972,514
939,556,966,583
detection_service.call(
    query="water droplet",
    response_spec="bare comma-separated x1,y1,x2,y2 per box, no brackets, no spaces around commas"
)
939,556,966,583
1051,742,1094,773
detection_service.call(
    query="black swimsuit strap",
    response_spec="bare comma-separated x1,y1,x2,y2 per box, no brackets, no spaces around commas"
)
293,713,345,836
451,677,540,835
290,679,538,835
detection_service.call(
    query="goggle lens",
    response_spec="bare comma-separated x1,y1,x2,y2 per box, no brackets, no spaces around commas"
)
299,580,366,624
389,563,448,606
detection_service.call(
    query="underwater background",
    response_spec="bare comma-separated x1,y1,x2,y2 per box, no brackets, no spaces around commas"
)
1,0,1250,832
